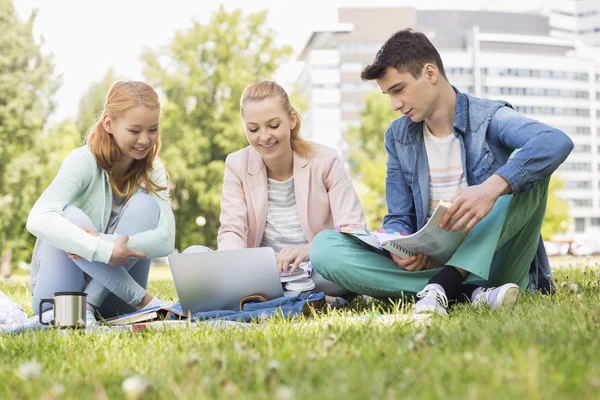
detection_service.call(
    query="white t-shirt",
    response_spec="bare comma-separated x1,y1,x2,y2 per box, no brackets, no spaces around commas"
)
260,176,308,253
423,123,467,218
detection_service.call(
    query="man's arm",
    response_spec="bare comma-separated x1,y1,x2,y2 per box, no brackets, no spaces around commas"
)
489,106,574,194
382,129,417,235
439,106,573,232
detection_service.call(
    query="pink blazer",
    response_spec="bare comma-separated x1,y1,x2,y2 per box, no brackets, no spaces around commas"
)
217,143,366,250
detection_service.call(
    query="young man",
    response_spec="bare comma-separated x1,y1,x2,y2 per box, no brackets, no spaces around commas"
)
310,29,573,316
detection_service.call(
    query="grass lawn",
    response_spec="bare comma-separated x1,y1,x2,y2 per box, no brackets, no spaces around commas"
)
1,265,599,399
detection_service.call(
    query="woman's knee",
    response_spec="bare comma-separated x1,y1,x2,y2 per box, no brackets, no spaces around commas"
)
63,206,95,229
125,193,159,216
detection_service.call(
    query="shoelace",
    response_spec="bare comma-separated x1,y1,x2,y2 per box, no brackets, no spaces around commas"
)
473,287,497,305
416,287,449,308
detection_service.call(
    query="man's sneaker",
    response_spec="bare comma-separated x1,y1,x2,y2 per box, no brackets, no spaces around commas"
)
415,284,449,317
471,283,520,309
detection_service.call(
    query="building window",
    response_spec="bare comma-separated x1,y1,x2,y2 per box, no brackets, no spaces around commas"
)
486,68,588,81
564,180,591,189
556,126,591,136
573,144,591,153
485,87,588,99
514,106,589,117
572,199,593,208
591,218,600,226
560,162,591,171
575,217,585,232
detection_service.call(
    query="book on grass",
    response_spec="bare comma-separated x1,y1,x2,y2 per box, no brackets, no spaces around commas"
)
337,201,467,268
280,261,313,283
100,302,185,325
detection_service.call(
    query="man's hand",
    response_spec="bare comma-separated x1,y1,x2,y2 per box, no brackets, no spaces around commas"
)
391,253,433,271
109,235,147,267
439,174,511,233
276,244,311,274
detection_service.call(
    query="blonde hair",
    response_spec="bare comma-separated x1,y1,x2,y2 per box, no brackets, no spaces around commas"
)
84,80,167,203
240,80,314,157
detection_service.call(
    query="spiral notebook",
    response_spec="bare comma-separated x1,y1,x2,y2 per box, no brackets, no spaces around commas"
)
337,201,467,267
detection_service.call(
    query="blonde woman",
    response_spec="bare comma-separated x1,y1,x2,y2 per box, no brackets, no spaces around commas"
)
27,81,175,323
191,80,366,296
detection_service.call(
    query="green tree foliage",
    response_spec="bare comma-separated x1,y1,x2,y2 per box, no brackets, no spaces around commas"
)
141,6,292,250
541,176,570,239
76,67,120,135
0,1,60,270
346,91,397,230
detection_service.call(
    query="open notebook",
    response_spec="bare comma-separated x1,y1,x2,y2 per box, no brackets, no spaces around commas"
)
100,303,184,325
338,201,467,268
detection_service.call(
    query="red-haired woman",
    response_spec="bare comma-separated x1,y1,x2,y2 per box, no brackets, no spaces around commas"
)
27,81,175,324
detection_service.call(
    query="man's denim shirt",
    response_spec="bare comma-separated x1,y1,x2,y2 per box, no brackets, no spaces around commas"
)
382,88,574,293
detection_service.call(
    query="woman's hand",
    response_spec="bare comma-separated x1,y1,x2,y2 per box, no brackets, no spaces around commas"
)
276,244,311,274
109,235,147,267
67,226,102,260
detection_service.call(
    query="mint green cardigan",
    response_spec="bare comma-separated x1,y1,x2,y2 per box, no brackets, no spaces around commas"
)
26,145,175,264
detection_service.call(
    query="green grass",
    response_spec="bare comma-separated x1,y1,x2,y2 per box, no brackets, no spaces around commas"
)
1,267,599,400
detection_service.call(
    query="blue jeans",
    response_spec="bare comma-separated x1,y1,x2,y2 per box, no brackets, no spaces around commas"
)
32,193,160,318
182,246,348,297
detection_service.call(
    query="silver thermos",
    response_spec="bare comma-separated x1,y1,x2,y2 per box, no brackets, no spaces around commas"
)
39,292,88,329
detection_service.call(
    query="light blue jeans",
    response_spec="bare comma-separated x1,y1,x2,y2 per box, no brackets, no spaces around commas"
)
32,193,160,318
182,245,348,297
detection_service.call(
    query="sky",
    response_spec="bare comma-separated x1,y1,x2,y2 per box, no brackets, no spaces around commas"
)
14,0,547,123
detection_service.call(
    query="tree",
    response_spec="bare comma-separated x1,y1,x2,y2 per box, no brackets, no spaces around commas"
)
346,91,397,230
76,67,121,135
0,1,60,275
541,176,570,239
140,6,292,251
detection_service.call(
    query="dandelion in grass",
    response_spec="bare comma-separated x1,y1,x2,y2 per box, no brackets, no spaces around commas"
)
464,352,473,362
122,375,149,400
184,352,200,367
569,283,579,293
234,341,249,353
275,385,295,400
17,359,41,380
267,360,281,373
48,383,65,399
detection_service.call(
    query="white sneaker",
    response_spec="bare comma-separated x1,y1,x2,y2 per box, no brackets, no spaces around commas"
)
471,283,520,309
415,284,449,317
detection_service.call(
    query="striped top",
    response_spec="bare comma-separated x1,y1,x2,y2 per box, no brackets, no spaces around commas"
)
423,123,467,218
260,176,308,253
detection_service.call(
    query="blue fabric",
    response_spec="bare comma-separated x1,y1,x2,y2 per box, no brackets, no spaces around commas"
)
168,291,325,322
382,87,573,293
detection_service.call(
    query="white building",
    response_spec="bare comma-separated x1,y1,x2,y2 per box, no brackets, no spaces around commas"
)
550,0,600,45
297,7,600,234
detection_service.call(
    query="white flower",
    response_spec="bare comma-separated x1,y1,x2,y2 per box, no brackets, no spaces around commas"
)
17,360,41,380
464,352,473,362
267,360,281,373
122,375,149,400
275,386,296,400
49,383,65,397
569,283,579,293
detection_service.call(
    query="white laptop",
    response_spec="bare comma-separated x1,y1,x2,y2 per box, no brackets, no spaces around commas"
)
167,247,284,314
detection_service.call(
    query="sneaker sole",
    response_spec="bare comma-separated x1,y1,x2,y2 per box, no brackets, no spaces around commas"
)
495,284,520,308
414,305,449,318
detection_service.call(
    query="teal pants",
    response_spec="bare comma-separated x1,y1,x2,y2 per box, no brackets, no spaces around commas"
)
310,177,549,298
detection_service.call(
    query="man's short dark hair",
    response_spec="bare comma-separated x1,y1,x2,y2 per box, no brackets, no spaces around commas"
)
361,29,447,81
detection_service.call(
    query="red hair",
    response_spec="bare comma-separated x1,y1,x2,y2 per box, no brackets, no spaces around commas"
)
84,80,166,203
